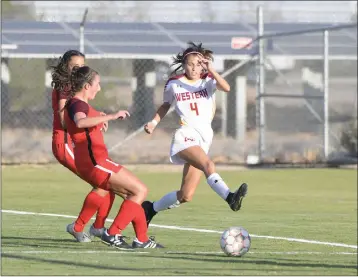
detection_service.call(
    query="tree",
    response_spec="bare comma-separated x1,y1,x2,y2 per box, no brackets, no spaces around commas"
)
2,0,35,20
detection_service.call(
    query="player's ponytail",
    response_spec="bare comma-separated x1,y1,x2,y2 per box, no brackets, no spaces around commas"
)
51,50,85,94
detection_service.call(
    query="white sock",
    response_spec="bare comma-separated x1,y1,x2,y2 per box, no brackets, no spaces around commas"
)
153,191,180,212
207,173,230,200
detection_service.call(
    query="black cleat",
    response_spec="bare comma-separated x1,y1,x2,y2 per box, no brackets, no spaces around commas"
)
132,236,164,249
101,229,132,249
227,183,248,211
142,201,157,227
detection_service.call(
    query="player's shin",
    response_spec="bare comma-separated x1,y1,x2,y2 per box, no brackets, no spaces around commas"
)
206,173,231,200
74,191,106,232
132,207,149,242
153,191,180,212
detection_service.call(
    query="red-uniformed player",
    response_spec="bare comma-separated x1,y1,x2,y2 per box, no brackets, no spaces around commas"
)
51,50,114,243
64,65,163,249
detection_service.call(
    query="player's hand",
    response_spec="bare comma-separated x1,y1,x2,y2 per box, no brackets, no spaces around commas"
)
100,112,109,132
111,110,130,120
199,57,214,72
144,120,156,134
101,121,109,132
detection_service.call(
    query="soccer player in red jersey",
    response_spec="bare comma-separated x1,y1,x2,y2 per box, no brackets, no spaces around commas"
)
51,50,115,242
64,65,163,249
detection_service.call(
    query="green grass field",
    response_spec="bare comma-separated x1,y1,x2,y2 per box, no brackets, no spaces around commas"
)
1,165,357,276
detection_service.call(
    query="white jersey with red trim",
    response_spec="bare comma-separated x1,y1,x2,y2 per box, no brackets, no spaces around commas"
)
163,73,217,135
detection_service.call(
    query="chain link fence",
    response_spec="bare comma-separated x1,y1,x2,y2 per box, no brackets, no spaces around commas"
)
1,57,258,164
4,54,356,165
260,28,357,164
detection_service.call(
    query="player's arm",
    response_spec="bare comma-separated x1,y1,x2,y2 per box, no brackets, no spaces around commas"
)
75,111,129,129
58,99,67,129
70,102,129,128
209,69,230,93
144,102,171,134
200,58,230,93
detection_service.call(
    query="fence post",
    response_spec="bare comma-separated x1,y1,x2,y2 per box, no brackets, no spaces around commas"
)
45,59,55,121
1,58,10,117
236,76,247,141
323,30,329,161
257,5,265,162
221,90,227,137
131,59,156,130
223,60,249,139
80,8,88,54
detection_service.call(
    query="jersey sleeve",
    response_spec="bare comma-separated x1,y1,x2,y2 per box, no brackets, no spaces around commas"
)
68,100,89,122
163,80,174,104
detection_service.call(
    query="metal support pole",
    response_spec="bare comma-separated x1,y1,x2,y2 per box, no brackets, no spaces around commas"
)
80,25,84,53
323,30,329,160
221,91,227,137
256,5,265,162
80,8,88,53
236,76,247,141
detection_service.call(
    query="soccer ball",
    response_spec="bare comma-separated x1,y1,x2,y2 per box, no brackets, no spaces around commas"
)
220,226,251,257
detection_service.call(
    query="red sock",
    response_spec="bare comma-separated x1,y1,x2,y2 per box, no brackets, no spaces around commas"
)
93,192,115,229
132,207,149,242
74,191,105,232
108,199,140,235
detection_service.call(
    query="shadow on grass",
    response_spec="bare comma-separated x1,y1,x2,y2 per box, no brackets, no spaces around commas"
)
1,236,96,250
152,254,358,270
1,253,140,272
1,253,268,275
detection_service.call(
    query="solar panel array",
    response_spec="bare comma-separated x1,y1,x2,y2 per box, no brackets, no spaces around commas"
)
2,21,357,59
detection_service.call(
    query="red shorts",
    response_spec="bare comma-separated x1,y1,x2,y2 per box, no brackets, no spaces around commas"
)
76,158,123,191
52,141,78,175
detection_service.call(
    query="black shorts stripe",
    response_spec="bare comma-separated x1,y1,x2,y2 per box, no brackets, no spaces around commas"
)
85,128,97,166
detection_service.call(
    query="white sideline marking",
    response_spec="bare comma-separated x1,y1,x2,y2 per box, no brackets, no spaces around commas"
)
166,251,358,255
2,250,356,256
2,250,149,254
2,209,357,250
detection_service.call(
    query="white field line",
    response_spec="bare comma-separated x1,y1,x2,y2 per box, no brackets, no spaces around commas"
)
2,250,356,255
166,251,357,255
2,250,149,254
2,209,357,250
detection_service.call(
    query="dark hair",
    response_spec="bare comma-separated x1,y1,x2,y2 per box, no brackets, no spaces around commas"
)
62,66,98,110
171,41,214,76
51,50,85,93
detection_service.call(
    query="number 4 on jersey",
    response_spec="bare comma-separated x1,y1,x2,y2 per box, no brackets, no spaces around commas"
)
190,102,199,116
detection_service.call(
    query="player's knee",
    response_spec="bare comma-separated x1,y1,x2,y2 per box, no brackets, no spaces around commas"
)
135,183,148,201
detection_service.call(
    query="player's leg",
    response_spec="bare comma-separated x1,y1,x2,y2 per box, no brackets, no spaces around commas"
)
143,163,202,226
89,191,115,239
178,146,248,212
99,165,163,249
53,142,115,242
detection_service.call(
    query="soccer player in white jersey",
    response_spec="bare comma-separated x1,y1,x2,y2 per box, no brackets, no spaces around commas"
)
142,42,248,226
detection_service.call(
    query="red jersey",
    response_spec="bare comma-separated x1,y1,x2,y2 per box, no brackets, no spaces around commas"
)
64,98,108,170
52,88,70,143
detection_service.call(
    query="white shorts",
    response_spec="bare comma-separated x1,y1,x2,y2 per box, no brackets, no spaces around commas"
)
169,125,213,164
